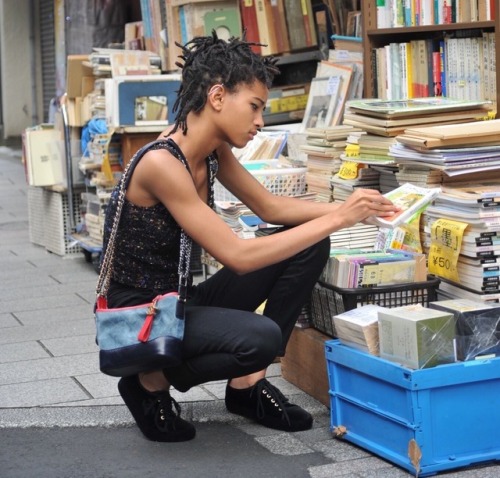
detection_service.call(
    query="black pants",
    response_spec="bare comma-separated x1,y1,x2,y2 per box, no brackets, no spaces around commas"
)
165,236,330,392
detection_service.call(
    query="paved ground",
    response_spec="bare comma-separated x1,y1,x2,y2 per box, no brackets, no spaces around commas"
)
1,146,499,477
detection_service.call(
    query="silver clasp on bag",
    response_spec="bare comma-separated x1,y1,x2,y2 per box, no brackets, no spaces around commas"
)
147,298,159,316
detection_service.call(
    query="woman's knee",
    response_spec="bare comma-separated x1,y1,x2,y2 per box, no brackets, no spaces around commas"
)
243,317,282,367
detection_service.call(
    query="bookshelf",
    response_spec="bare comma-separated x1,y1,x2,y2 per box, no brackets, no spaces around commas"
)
361,0,500,109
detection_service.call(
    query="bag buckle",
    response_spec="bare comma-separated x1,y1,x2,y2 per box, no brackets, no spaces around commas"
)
146,304,158,316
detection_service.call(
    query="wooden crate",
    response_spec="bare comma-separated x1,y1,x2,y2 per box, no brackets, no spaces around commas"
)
281,327,330,408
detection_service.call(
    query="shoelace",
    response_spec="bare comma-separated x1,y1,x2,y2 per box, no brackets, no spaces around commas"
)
252,379,291,427
143,393,182,432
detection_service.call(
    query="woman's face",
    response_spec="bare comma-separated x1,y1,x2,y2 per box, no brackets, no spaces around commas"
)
219,81,269,149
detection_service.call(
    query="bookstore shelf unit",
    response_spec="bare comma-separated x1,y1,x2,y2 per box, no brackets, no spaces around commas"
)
361,0,500,108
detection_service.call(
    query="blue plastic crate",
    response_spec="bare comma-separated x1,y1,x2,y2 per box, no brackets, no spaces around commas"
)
325,339,500,477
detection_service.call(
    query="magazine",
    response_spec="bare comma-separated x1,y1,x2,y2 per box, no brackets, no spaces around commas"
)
368,183,441,229
346,98,492,119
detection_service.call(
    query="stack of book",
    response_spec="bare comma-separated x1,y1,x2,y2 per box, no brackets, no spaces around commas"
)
321,248,427,289
390,119,500,178
300,126,361,202
422,182,500,303
343,98,493,137
331,166,380,203
87,48,162,77
333,304,384,356
328,223,379,250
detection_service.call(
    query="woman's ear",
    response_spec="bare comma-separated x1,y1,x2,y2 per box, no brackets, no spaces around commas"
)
207,84,225,111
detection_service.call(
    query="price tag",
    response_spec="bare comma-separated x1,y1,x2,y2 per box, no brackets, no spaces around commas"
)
344,144,359,158
327,76,341,95
338,161,361,179
428,218,468,281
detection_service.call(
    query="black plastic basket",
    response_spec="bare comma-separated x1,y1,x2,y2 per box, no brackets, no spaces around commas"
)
310,276,441,337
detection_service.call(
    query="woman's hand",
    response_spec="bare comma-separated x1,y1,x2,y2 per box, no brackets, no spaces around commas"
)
335,188,400,229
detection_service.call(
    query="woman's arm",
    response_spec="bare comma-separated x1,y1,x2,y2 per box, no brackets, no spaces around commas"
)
130,147,398,275
215,142,392,227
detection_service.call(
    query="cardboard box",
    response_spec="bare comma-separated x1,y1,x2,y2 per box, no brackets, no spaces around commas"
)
121,131,162,167
281,327,330,407
378,304,455,369
66,55,95,98
429,299,500,361
326,339,500,477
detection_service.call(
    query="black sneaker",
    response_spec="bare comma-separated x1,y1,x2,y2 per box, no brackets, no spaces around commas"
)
118,375,196,442
225,378,313,432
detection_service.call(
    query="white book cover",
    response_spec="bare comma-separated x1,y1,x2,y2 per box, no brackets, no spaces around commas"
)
367,183,441,229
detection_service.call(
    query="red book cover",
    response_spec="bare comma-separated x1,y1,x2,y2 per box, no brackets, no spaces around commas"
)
240,0,261,54
432,51,442,96
301,0,317,47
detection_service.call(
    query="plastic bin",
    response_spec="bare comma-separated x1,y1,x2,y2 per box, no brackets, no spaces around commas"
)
214,160,307,202
310,276,440,337
325,339,500,476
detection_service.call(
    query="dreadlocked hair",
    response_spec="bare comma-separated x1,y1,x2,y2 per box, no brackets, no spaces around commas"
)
170,30,280,135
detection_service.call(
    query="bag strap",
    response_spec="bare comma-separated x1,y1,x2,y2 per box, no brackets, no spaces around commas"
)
96,139,192,307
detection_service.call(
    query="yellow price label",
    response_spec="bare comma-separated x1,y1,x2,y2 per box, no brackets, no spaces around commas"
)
338,161,361,180
428,218,468,282
344,144,359,158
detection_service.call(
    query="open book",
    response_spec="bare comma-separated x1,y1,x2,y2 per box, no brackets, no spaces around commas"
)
368,183,441,229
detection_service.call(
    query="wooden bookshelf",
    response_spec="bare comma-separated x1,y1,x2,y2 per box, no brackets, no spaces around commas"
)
361,0,500,110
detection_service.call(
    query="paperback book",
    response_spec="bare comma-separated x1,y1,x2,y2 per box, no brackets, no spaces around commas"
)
333,304,385,355
367,182,441,229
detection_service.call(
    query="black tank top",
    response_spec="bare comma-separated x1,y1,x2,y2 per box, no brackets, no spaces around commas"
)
102,138,218,300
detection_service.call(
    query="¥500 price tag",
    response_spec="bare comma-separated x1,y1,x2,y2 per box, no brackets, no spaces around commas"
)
338,161,361,180
428,218,468,282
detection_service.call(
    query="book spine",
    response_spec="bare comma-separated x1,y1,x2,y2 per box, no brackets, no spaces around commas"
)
240,0,262,54
439,39,447,97
284,0,307,50
255,0,273,56
399,42,409,99
300,0,316,47
432,48,442,96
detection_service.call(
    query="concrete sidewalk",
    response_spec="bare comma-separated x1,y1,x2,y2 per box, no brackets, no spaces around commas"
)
0,147,499,477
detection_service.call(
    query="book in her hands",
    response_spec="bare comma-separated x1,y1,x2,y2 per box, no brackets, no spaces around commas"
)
368,182,441,229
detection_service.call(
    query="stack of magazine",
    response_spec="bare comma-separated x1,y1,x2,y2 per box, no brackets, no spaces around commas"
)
422,181,500,303
343,97,493,137
390,119,500,177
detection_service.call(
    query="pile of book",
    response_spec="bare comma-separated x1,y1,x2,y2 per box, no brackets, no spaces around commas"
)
87,48,162,77
299,125,362,202
344,97,493,137
390,118,500,177
333,303,459,369
422,181,500,303
333,298,500,367
331,166,380,202
321,248,427,289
